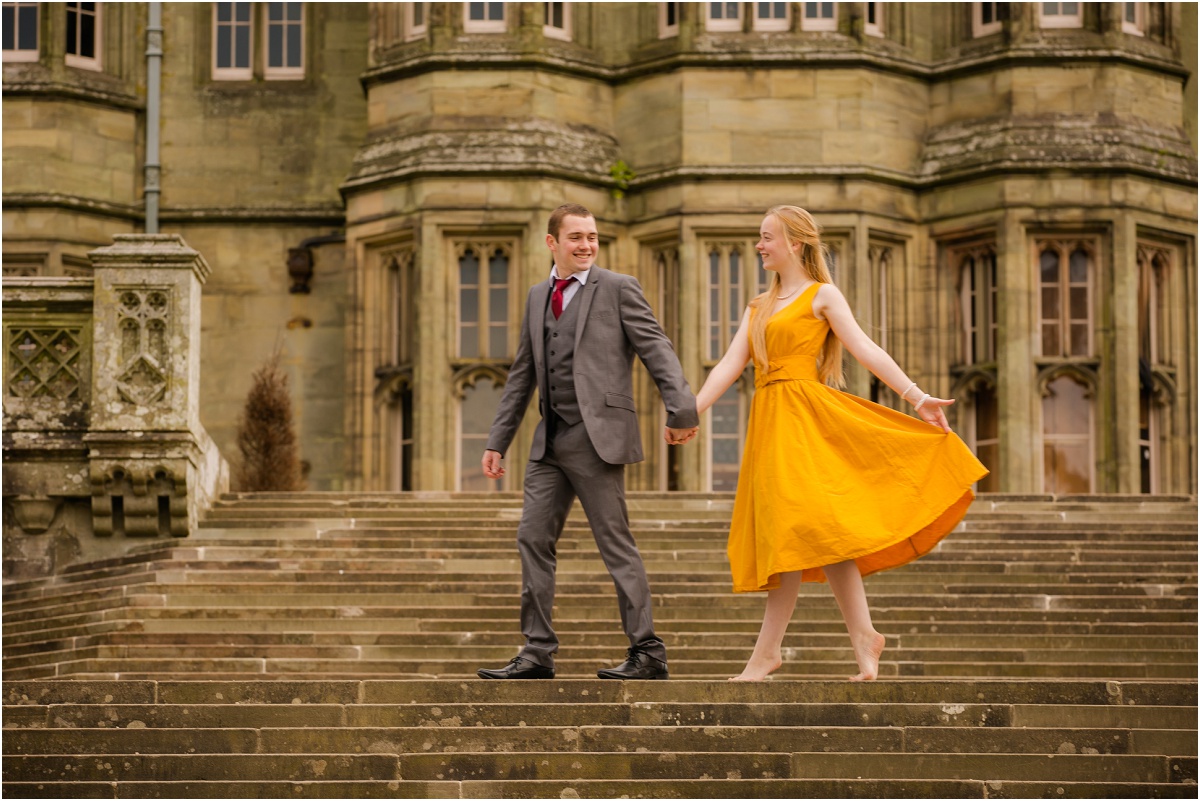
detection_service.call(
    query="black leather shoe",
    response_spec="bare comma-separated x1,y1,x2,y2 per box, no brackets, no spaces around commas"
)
596,647,669,680
477,657,555,680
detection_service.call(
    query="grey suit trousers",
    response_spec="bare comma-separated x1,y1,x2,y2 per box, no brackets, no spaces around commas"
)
516,417,665,669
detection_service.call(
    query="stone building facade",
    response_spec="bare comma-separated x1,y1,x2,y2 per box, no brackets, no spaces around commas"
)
4,3,1197,508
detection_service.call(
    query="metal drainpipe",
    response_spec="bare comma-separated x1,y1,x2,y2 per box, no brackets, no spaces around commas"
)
145,3,163,233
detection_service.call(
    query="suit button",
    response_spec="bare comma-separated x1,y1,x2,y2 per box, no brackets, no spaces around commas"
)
550,351,556,356
549,368,555,373
552,333,558,338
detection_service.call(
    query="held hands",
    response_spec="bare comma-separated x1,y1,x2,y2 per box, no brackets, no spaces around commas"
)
665,426,698,445
484,426,696,480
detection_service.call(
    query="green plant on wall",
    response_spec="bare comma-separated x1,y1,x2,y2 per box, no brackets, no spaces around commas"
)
609,160,635,199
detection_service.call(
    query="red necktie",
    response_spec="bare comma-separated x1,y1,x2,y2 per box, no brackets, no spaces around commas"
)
551,277,572,320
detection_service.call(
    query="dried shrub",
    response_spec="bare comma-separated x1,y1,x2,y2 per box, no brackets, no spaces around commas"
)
234,352,305,492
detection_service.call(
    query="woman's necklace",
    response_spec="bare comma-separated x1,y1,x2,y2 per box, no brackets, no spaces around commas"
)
777,284,803,301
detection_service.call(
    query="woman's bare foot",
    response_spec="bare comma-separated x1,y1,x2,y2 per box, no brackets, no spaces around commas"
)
729,653,782,682
848,631,885,682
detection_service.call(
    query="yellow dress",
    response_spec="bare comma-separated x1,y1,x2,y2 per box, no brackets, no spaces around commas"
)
728,283,989,592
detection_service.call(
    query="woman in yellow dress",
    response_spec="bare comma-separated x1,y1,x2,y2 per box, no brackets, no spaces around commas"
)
692,205,988,682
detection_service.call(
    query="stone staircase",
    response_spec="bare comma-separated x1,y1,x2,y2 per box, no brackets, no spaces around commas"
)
4,492,1197,797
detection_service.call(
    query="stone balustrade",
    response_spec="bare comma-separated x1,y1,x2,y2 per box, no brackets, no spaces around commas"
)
2,234,228,578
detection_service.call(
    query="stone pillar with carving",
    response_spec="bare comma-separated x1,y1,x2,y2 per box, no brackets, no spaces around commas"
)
85,234,228,540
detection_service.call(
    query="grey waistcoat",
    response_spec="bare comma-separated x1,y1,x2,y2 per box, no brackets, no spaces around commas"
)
543,288,583,426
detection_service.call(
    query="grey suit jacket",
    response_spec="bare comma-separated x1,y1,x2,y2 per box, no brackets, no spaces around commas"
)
485,267,698,465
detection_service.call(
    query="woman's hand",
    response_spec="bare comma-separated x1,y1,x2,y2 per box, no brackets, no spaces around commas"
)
915,397,954,433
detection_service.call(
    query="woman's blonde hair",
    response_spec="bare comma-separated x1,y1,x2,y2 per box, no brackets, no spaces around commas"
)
748,205,845,388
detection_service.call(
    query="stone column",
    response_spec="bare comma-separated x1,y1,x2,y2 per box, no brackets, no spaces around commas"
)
1110,214,1140,493
998,210,1037,493
85,234,228,538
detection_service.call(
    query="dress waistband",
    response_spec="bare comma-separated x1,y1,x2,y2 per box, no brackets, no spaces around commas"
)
755,355,819,388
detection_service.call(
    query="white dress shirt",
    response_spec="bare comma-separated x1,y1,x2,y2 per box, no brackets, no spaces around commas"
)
549,265,590,311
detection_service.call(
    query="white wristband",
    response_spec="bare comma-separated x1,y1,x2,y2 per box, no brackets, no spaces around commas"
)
900,382,918,402
915,393,931,411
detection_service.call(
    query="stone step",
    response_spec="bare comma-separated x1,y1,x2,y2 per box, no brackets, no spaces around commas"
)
200,493,1195,509
6,678,1190,706
95,618,1193,640
399,750,1191,783
7,570,1197,610
196,504,1198,524
3,752,401,780
71,575,1200,600
11,778,1200,799
6,627,1197,660
7,641,1192,671
10,656,1194,681
146,528,1200,547
11,605,1162,647
4,714,1192,758
206,492,1196,513
7,699,1196,735
197,516,1200,531
8,578,1194,609
7,629,1193,651
0,780,460,799
190,521,1191,539
131,591,1194,612
13,604,1187,630
38,577,1184,604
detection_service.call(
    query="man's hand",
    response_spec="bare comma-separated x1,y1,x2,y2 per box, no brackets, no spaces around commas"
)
482,450,505,479
665,426,698,445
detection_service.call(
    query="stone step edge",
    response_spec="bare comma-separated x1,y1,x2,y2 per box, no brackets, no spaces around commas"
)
4,778,1196,800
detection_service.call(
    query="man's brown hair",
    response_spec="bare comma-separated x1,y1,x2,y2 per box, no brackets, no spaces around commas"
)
547,203,593,240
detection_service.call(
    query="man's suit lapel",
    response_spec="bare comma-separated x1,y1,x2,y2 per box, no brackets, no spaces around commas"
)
530,280,549,367
573,268,601,353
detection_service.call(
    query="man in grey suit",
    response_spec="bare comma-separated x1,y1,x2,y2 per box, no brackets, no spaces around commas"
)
478,203,699,680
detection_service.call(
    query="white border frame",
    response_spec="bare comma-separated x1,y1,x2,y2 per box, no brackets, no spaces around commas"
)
972,2,1003,37
800,0,837,32
658,2,679,38
706,1,742,32
464,1,506,33
753,1,791,32
212,1,253,80
863,1,883,37
543,1,571,41
263,0,304,80
405,2,427,40
1121,1,1144,36
64,1,101,70
1038,1,1083,29
2,1,40,62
